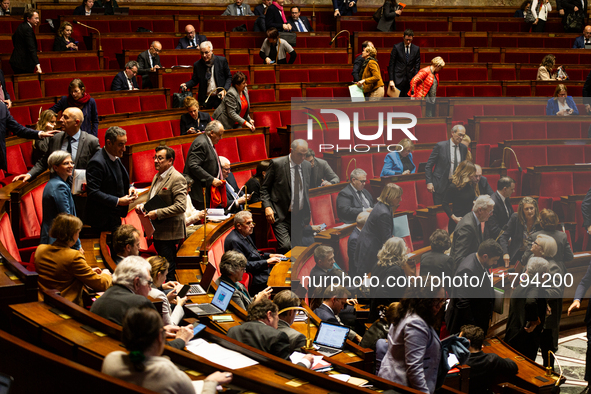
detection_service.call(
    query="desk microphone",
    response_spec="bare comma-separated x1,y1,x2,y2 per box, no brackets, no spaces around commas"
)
73,19,102,51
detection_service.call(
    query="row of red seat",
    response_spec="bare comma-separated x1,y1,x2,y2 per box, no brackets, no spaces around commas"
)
1,55,100,76
476,121,591,147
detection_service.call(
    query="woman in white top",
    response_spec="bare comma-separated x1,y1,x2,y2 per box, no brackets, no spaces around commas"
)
148,256,186,326
531,0,552,32
102,306,232,394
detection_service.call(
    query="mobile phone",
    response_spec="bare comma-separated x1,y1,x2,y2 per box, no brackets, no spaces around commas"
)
193,323,206,337
177,284,190,298
280,256,289,261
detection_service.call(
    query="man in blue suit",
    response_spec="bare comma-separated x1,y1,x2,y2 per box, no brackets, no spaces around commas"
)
313,286,362,342
573,25,591,48
176,25,207,49
333,0,356,17
111,61,139,91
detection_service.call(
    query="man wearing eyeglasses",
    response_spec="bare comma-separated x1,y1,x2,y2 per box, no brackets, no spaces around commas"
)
137,41,162,90
224,211,285,293
136,146,187,282
336,167,374,224
176,24,208,50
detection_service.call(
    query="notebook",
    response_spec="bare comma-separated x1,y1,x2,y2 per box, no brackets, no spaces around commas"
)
185,281,235,316
313,322,350,357
187,262,216,296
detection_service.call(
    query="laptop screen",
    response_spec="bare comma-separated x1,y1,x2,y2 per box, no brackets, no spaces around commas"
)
211,281,235,311
199,262,216,292
314,322,350,349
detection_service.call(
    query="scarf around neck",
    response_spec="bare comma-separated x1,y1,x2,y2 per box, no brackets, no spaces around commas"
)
67,92,91,108
274,1,287,23
359,56,377,80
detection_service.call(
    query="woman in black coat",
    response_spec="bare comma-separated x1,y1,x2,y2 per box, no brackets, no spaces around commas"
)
244,160,270,204
499,196,542,267
376,0,403,32
180,96,211,135
443,160,478,234
52,22,78,51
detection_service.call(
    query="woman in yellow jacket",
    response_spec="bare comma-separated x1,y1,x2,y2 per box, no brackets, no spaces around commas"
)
356,46,384,100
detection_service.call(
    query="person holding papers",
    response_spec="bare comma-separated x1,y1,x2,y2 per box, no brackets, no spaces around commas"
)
102,306,232,394
135,146,187,281
219,156,251,213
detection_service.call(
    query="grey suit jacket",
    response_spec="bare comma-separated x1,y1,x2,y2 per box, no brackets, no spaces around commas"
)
212,86,252,130
136,50,161,87
450,212,482,270
277,319,307,352
425,140,468,194
222,3,254,15
146,167,187,241
310,157,339,188
28,130,100,180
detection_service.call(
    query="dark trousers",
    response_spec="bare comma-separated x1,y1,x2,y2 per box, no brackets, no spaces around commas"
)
202,95,221,110
532,19,546,32
539,329,557,369
433,191,444,205
11,65,32,74
154,239,180,282
273,218,292,255
397,80,410,97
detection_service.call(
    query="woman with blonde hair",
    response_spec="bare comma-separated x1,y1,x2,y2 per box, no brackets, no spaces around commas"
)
442,160,478,233
147,256,186,326
461,134,474,163
381,138,416,176
500,196,542,267
409,56,445,117
356,45,384,100
546,84,578,116
33,110,58,159
180,96,210,135
53,21,78,51
537,54,564,81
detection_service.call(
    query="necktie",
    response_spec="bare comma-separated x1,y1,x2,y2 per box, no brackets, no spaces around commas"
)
66,136,73,154
149,55,153,68
453,145,459,173
294,165,302,211
297,20,304,32
193,39,196,48
238,6,243,15
358,191,369,209
505,199,512,218
406,46,410,62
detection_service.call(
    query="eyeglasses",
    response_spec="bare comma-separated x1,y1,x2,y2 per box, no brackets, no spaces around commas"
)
353,179,367,183
243,221,256,227
153,156,166,161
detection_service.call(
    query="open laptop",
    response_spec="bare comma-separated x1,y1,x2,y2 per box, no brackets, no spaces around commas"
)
313,322,350,357
187,262,216,296
185,281,235,316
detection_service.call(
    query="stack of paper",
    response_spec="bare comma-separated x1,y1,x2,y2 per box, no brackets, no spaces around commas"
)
186,338,258,369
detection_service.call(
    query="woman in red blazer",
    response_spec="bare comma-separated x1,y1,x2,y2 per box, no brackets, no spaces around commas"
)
409,56,445,117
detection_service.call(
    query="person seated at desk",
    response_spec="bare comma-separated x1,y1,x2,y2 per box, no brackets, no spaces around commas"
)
180,96,211,135
111,224,140,265
222,0,254,15
314,286,362,343
336,168,374,224
474,164,494,197
220,156,250,214
305,148,339,188
537,54,565,81
224,211,283,294
260,27,297,64
73,0,94,15
273,290,307,352
35,213,112,308
0,0,10,16
227,299,314,367
102,306,232,394
176,24,207,50
243,160,270,204
111,61,139,91
182,174,205,238
381,138,416,176
53,22,78,51
546,84,579,116
147,256,186,327
461,325,518,394
419,229,453,278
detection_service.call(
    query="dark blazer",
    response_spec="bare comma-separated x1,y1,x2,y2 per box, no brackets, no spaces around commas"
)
583,185,591,229
254,3,267,15
499,213,542,265
466,351,518,394
521,230,574,268
0,104,39,171
260,155,311,224
332,0,357,15
265,4,287,31
484,192,514,241
73,5,88,15
352,54,364,82
377,1,398,32
443,183,476,230
277,319,306,352
176,34,208,50
0,70,10,101
310,157,339,188
425,140,468,195
180,112,211,135
573,35,588,48
137,50,161,89
86,148,131,232
420,250,454,278
111,71,139,91
388,42,421,86
227,320,293,360
52,36,76,51
50,96,100,137
574,261,591,324
185,56,232,106
146,167,187,241
41,175,81,250
445,253,495,335
353,201,393,276
10,21,39,73
213,86,252,130
546,96,579,115
347,226,361,273
183,133,221,210
336,184,374,224
450,212,482,270
28,131,100,180
90,284,154,325
288,16,313,32
477,176,494,196
314,303,357,341
254,15,266,32
244,177,262,203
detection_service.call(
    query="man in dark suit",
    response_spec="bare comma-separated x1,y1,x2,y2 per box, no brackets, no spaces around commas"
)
14,108,100,182
0,70,12,109
86,126,138,232
288,6,313,32
347,211,368,274
180,41,232,109
304,149,338,188
568,260,591,394
10,9,42,74
266,0,292,32
573,25,591,48
175,24,207,50
219,156,249,213
332,0,356,16
227,298,314,367
352,41,374,82
224,211,284,293
111,60,139,91
425,124,468,205
273,290,307,352
336,168,373,224
388,29,420,97
222,0,254,16
0,101,56,172
474,164,494,196
136,146,187,281
183,120,224,210
445,238,503,336
254,0,272,15
313,286,362,342
420,229,454,278
111,224,140,265
137,41,162,90
90,256,192,350
261,139,311,254
450,195,495,270
484,176,515,241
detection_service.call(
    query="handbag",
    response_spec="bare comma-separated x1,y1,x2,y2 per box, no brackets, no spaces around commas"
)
373,5,383,22
524,9,536,23
172,87,193,108
565,11,584,32
279,32,297,47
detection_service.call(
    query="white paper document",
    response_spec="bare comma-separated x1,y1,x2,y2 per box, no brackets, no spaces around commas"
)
186,338,258,369
206,208,231,222
348,84,365,102
72,169,86,195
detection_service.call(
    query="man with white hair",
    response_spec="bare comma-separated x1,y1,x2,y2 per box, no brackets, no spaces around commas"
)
336,168,374,224
450,194,495,270
220,156,249,213
180,41,232,109
90,256,192,349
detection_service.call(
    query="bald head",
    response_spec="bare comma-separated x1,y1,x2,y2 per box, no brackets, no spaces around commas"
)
290,139,309,165
584,25,591,39
185,24,195,40
61,107,84,136
149,41,162,55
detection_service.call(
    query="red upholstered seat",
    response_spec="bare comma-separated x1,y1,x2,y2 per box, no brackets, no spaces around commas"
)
252,111,281,133
306,87,333,98
145,121,174,140
17,80,42,100
131,150,158,186
309,69,339,83
94,98,115,115
227,54,250,66
216,137,240,164
278,88,302,101
159,55,179,68
512,122,546,139
50,58,76,73
474,144,490,167
573,172,591,194
547,122,581,139
396,181,419,212
170,145,185,174
249,89,275,103
508,146,547,169
6,145,27,175
371,152,388,177
83,76,106,93
237,134,268,162
330,192,340,222
338,234,350,273
19,184,45,239
233,170,251,189
309,194,337,228
547,145,585,165
123,124,149,145
140,95,167,111
339,153,373,180
281,69,309,83
506,85,532,97
254,70,276,84
332,86,350,97
0,213,21,262
121,210,150,251
452,105,482,123
296,253,316,290
413,123,447,143
19,142,34,169
514,105,543,116
415,179,433,208
44,78,71,97
9,107,32,126
162,73,192,97
491,69,517,81
171,119,181,136
479,122,513,146
483,105,515,116
114,97,141,113
31,183,45,223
